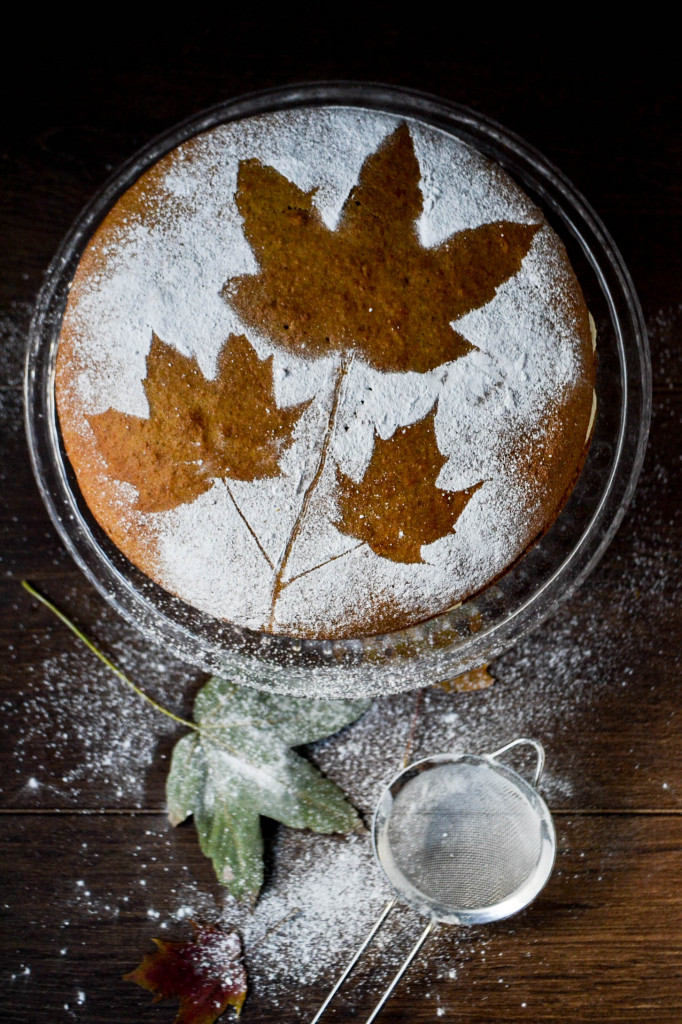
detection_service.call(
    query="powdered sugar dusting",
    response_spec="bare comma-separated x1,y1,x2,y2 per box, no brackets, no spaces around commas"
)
12,523,675,1006
58,106,590,636
242,833,393,986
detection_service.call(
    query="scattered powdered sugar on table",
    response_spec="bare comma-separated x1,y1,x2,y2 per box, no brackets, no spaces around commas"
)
6,599,618,1006
11,512,678,1010
57,105,589,637
241,833,394,987
2,604,186,806
3,649,174,805
8,304,678,1016
0,300,33,388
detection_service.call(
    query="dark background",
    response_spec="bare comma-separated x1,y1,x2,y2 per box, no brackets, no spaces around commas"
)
2,21,681,1023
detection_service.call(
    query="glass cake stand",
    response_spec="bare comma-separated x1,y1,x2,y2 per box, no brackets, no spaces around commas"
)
24,82,651,699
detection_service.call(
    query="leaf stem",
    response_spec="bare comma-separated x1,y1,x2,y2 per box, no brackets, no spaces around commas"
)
280,541,365,591
21,580,198,732
250,908,302,954
402,687,424,768
225,482,274,570
267,355,353,629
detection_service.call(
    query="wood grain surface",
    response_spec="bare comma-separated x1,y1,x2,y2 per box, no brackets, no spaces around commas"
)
1,24,681,1024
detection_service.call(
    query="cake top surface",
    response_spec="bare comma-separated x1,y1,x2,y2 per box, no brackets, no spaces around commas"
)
56,106,595,639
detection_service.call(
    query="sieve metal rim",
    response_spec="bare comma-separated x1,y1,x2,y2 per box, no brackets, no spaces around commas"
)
311,739,556,1024
371,751,556,926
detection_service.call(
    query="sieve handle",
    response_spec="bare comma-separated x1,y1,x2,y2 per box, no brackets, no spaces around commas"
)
488,737,545,787
363,917,435,1024
309,897,398,1024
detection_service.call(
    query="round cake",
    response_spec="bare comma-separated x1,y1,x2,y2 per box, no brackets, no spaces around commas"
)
55,106,597,639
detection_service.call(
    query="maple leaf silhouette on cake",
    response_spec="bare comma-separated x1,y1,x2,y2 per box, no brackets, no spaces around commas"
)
225,123,540,373
125,921,247,1023
334,409,482,563
89,333,309,512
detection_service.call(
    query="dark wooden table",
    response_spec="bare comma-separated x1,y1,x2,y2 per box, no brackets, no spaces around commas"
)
2,26,681,1023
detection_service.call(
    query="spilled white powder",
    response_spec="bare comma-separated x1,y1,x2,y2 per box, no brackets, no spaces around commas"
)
12,262,678,1007
242,833,393,986
58,107,590,637
13,480,681,1011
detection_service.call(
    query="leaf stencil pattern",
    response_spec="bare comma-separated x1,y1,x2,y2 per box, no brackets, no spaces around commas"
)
125,922,247,1023
166,676,371,898
81,118,545,633
226,123,540,373
89,333,309,512
335,410,482,563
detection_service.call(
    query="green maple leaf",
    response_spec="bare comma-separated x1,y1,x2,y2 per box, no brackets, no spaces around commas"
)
166,677,371,899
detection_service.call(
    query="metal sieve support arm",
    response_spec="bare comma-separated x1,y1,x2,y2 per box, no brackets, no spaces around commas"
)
364,917,435,1024
309,897,397,1024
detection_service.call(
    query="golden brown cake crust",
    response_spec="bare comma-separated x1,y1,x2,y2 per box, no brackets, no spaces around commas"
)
55,108,596,639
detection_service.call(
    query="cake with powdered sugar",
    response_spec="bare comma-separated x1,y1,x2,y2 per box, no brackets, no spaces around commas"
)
54,107,597,639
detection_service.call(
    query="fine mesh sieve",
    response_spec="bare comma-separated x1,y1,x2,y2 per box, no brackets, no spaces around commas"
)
310,738,556,1024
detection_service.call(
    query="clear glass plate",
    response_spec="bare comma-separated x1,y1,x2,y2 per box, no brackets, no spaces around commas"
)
24,82,651,698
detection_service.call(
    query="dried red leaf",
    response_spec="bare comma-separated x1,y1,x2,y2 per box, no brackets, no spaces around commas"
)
125,922,247,1023
437,665,495,692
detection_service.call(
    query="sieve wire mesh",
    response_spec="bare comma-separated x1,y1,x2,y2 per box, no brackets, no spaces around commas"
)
385,761,544,911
